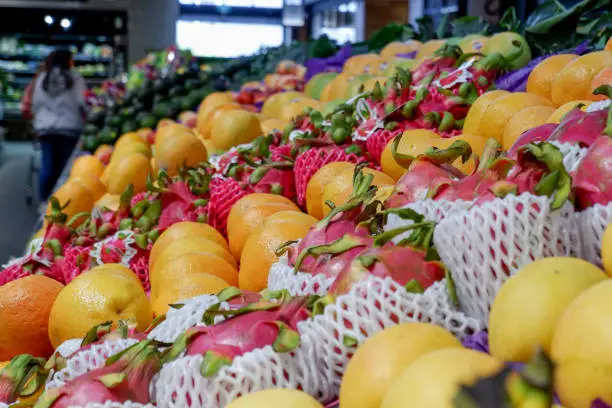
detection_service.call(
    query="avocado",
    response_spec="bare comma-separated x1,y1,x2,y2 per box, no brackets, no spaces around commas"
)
83,123,100,135
99,127,118,145
121,119,139,134
105,114,123,128
82,134,99,153
139,114,158,129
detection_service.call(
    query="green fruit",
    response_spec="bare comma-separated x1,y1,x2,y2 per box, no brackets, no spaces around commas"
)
83,123,99,135
458,34,488,54
98,128,117,145
322,99,346,116
482,32,532,70
121,119,139,135
139,114,158,129
445,37,462,46
305,72,338,100
82,135,99,153
346,74,373,98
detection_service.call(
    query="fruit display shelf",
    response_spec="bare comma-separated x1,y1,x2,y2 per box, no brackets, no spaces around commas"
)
4,3,612,407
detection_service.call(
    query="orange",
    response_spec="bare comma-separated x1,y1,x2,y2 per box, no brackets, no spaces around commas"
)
239,211,317,292
590,67,612,101
94,193,120,212
606,38,612,51
343,54,384,76
306,162,356,218
321,166,395,217
157,118,177,128
197,92,235,125
502,105,556,150
547,100,592,124
70,173,106,201
380,40,423,58
154,123,193,148
152,236,237,278
149,221,228,268
152,273,230,316
261,91,304,118
115,132,147,150
380,129,440,181
526,54,577,101
260,118,288,135
551,51,612,106
0,276,63,360
154,131,208,177
111,142,152,163
320,73,352,102
478,92,553,143
210,110,262,151
151,252,238,300
93,144,113,165
70,155,105,179
196,102,242,140
228,195,301,259
416,39,446,60
462,90,509,136
281,98,320,122
425,134,490,175
106,153,152,195
47,180,93,227
48,265,152,348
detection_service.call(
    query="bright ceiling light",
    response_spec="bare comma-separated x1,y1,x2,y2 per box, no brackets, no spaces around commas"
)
44,15,54,25
60,18,72,29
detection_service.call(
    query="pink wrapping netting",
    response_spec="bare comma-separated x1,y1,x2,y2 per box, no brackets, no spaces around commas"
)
62,245,92,284
365,128,402,165
0,262,30,286
207,176,252,236
270,144,294,162
293,147,365,207
129,248,151,294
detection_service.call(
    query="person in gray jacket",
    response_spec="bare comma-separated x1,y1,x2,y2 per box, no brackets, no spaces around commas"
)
32,49,87,201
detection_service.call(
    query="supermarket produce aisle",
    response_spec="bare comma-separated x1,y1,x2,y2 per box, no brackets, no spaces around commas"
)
0,147,40,265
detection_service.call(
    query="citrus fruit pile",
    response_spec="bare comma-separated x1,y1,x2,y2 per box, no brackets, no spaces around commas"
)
1,16,612,408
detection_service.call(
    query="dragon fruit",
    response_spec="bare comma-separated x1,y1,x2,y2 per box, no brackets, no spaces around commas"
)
548,103,608,147
474,142,571,210
0,354,47,404
248,161,297,200
163,296,313,377
385,140,472,208
411,44,464,84
327,219,446,297
61,244,91,284
508,123,557,157
286,164,380,271
207,176,251,236
35,340,161,408
573,85,612,209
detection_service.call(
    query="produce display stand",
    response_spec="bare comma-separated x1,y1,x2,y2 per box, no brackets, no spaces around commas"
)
2,2,612,407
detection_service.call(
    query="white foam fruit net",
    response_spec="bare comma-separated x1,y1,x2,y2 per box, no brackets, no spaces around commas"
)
433,193,579,324
147,294,228,344
267,254,335,296
550,141,588,173
153,276,482,407
577,202,612,268
384,199,473,243
46,338,139,390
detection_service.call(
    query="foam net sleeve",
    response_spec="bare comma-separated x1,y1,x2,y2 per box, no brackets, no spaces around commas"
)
267,254,335,296
577,203,612,268
146,294,224,343
69,402,155,408
550,141,588,173
46,338,139,390
384,199,474,243
153,276,482,407
433,193,579,323
153,319,337,408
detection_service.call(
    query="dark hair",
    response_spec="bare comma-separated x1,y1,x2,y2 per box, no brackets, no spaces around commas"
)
42,49,74,92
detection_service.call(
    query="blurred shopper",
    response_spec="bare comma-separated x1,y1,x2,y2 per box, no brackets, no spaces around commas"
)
32,49,86,201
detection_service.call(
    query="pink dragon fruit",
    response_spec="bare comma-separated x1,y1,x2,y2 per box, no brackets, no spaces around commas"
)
163,297,313,377
573,86,612,209
199,286,278,326
411,44,464,84
248,162,297,200
286,164,380,271
0,354,47,404
35,340,161,408
61,244,91,284
366,128,405,165
473,142,571,210
327,221,447,297
385,139,472,208
548,103,608,147
508,123,557,157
